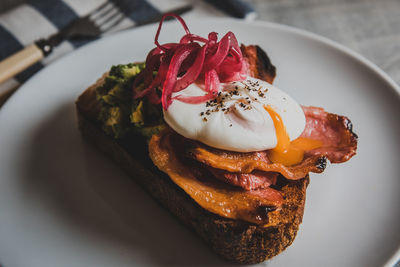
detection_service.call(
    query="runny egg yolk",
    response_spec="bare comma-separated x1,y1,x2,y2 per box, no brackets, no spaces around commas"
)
264,105,323,166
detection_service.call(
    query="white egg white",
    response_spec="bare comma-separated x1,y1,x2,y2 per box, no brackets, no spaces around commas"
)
163,77,306,152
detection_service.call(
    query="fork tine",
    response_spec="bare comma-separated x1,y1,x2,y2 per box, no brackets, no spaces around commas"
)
90,2,115,20
88,1,110,17
90,2,126,33
100,13,126,32
94,6,119,25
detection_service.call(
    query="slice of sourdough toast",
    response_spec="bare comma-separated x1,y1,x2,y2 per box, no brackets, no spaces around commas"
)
75,47,309,264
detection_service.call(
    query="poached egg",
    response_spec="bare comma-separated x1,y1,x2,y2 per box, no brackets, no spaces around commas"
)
163,77,306,153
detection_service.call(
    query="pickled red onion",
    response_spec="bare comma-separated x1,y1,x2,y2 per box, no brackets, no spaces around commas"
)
133,14,249,110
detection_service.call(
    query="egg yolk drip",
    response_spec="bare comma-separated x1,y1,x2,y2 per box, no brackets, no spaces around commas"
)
264,105,322,166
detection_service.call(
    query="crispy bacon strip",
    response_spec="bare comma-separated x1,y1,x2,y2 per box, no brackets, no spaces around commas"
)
190,147,325,180
208,168,279,190
300,106,358,163
149,129,283,225
186,106,357,180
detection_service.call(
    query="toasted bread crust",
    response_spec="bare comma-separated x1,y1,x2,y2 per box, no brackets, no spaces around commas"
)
75,46,308,264
241,45,276,84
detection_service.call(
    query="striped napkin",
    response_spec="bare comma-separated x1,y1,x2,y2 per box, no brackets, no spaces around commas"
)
0,0,197,97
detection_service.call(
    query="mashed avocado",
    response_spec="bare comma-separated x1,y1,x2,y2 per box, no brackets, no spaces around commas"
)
96,62,165,139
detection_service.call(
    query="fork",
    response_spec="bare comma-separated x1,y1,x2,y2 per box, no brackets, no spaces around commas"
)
0,2,192,84
0,2,125,84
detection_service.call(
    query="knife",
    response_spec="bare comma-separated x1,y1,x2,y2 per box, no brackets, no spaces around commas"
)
204,0,256,20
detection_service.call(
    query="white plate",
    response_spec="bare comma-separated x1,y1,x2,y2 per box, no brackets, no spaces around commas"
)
0,19,399,267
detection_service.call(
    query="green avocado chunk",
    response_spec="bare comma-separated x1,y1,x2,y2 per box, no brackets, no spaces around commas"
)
96,62,164,140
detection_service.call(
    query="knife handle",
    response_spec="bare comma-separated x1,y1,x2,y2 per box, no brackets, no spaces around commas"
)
204,0,256,20
0,44,44,84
